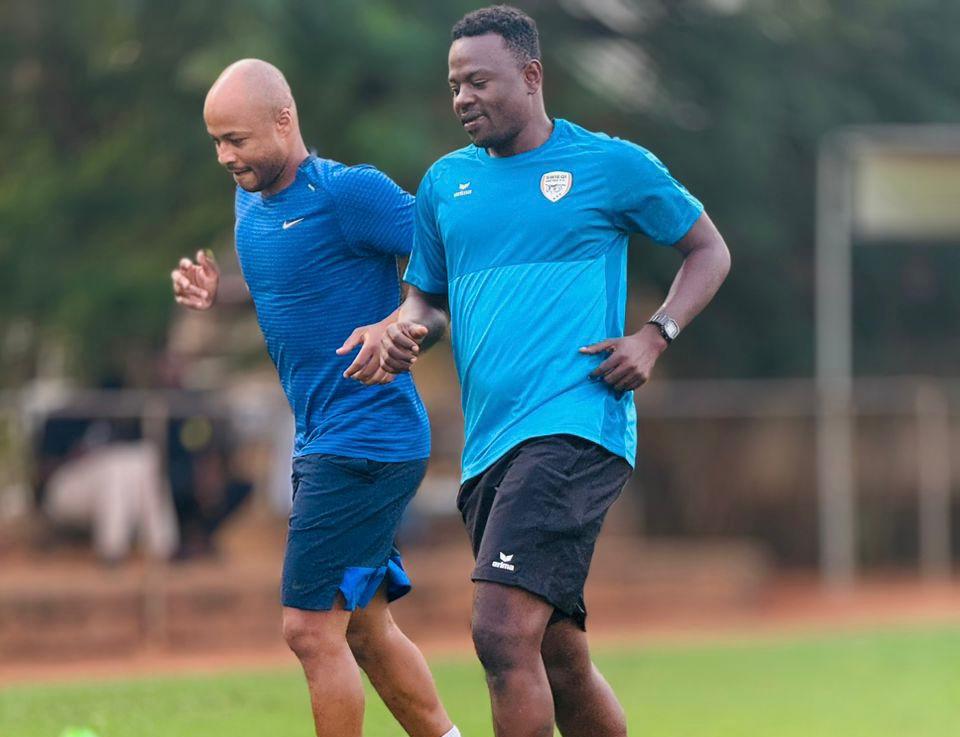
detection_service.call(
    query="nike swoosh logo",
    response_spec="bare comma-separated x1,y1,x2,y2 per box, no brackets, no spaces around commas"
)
282,218,305,229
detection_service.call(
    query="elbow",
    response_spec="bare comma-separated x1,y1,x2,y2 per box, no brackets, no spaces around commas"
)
707,234,731,285
719,239,732,282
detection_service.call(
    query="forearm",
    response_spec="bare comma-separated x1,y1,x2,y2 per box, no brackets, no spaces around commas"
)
652,213,730,330
398,287,449,351
656,241,730,329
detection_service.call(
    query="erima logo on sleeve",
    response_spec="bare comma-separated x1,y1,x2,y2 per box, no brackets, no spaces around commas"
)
492,552,515,571
540,171,573,202
454,182,473,198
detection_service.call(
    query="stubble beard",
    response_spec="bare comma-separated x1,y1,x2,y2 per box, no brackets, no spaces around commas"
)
473,117,526,154
239,155,288,193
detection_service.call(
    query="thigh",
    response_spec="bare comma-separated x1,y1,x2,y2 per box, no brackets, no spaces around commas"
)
473,580,554,643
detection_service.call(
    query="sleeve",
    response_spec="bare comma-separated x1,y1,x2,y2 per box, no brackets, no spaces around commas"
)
606,140,704,246
402,171,448,294
333,164,415,256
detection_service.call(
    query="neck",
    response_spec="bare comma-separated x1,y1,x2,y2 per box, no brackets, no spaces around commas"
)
262,138,310,196
488,111,553,158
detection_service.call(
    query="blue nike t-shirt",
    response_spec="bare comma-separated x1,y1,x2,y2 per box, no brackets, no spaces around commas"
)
404,119,702,480
235,156,430,461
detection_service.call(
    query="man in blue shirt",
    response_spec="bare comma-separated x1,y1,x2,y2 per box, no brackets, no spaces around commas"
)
368,7,731,737
171,59,459,737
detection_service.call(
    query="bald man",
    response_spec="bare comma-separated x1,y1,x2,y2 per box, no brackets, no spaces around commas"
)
171,59,459,737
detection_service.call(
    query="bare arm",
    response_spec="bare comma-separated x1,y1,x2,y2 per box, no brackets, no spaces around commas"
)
375,286,450,377
653,211,730,330
337,256,414,384
581,212,730,393
397,286,450,352
342,285,449,386
336,306,402,384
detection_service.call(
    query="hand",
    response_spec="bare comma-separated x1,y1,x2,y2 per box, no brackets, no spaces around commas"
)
337,319,397,385
171,249,219,310
379,321,429,375
579,324,668,393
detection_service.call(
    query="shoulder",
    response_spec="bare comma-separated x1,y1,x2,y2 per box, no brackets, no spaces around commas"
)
421,144,480,188
305,156,384,192
555,119,659,164
306,157,409,208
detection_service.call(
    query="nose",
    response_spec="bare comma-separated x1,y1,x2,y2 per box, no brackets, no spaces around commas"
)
216,142,236,168
453,87,476,115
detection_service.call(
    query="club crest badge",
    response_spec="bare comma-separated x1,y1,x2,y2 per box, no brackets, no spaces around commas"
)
539,171,573,203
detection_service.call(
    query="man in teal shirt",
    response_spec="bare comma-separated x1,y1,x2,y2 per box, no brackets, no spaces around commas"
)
365,6,730,736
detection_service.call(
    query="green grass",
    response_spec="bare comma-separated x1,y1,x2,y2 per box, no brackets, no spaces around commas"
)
2,625,959,737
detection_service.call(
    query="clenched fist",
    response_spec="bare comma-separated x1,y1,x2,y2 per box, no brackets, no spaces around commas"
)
379,321,429,375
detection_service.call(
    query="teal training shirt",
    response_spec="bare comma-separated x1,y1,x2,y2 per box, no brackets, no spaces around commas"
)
404,119,703,481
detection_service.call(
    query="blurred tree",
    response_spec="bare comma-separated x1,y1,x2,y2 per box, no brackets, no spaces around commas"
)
1,0,959,386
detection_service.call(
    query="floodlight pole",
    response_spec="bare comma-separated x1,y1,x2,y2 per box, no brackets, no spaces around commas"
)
815,135,857,589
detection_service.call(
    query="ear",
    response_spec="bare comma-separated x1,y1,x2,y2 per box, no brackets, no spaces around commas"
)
276,107,294,136
523,59,543,94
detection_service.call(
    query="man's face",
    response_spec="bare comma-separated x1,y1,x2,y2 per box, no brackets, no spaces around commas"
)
204,96,288,193
448,34,534,150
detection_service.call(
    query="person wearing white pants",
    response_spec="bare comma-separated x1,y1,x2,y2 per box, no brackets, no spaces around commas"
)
44,441,179,562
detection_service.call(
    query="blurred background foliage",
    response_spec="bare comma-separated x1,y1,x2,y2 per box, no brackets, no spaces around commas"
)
2,0,960,387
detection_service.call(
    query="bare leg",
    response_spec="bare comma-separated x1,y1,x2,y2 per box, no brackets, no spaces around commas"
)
283,603,364,737
541,617,626,736
471,581,555,737
347,587,453,737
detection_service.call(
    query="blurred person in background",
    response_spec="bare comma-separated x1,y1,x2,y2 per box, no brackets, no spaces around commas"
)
43,438,179,563
167,415,253,561
171,60,459,737
35,415,178,564
366,6,731,737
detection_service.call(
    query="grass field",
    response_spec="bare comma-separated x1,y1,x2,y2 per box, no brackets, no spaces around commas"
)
2,625,958,737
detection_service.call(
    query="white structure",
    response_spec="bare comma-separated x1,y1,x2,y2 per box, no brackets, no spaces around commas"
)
816,126,960,587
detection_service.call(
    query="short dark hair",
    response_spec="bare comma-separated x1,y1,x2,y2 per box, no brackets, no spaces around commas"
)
451,5,541,65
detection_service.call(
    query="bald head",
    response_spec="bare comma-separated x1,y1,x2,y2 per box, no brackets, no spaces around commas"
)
204,59,308,195
205,58,296,122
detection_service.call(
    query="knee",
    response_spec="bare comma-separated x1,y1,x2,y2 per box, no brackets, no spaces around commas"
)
282,610,341,663
471,616,539,678
281,610,314,658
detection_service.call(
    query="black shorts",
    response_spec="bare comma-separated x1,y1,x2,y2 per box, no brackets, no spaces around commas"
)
456,434,632,629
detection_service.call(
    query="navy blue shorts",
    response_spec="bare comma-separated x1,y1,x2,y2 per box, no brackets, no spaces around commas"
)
281,453,427,612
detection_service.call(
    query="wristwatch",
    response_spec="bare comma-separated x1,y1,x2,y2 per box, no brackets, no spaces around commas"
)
646,313,680,344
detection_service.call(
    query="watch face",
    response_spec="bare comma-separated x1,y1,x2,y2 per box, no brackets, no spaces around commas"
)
664,319,680,340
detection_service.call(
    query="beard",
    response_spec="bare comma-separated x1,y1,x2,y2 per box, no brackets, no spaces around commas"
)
473,130,511,150
233,156,286,193
470,115,525,152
